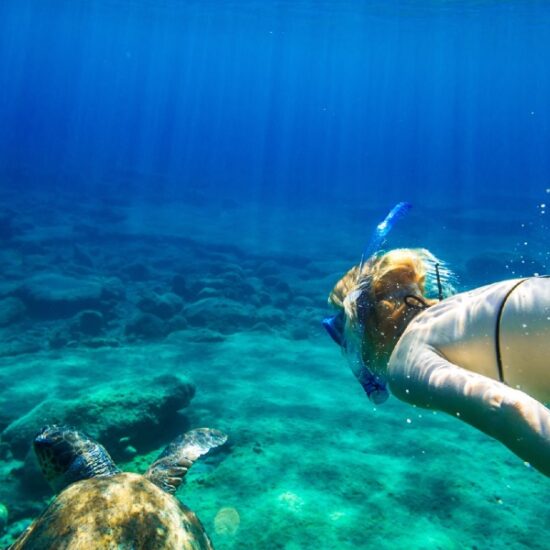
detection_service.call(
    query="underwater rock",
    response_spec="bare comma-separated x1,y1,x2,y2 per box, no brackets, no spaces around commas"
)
184,297,255,333
75,310,104,336
100,276,126,301
48,326,74,350
293,295,314,308
166,314,189,334
82,338,120,349
256,305,285,327
0,297,26,327
198,272,255,302
1,375,195,460
137,291,182,320
16,273,105,318
49,311,111,349
171,274,188,297
121,262,151,281
258,275,293,308
125,312,166,340
256,260,280,277
165,328,224,344
251,321,272,333
72,245,94,268
0,338,42,358
222,281,256,302
252,291,272,307
197,287,218,299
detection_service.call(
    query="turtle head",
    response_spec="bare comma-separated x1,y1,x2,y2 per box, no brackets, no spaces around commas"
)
34,425,120,493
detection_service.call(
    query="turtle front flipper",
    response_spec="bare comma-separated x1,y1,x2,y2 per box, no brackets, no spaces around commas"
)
34,425,120,493
145,428,227,494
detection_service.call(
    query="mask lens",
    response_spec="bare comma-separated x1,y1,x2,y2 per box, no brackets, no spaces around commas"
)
322,313,345,347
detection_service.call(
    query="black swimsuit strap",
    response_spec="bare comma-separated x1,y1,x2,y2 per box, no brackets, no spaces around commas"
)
495,275,550,384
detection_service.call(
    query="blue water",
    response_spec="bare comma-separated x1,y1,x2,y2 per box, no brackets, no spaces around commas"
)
1,1,549,208
0,2,549,549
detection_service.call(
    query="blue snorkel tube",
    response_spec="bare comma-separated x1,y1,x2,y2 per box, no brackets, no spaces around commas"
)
323,202,412,405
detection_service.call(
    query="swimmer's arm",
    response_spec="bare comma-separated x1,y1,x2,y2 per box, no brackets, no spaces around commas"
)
388,345,550,476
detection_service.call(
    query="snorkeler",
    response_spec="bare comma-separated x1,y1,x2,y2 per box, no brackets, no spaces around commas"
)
324,204,550,476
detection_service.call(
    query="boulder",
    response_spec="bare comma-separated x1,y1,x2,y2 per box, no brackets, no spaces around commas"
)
256,260,280,277
137,292,182,320
0,338,42,358
257,305,285,326
16,273,105,318
1,374,195,459
166,314,189,334
121,262,151,281
0,298,26,327
75,310,104,336
171,274,188,297
184,297,256,333
125,313,166,339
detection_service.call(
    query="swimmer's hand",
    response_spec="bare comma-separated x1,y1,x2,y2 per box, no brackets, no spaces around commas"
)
388,345,550,477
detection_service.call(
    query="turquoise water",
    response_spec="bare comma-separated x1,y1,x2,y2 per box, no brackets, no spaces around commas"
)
0,1,549,548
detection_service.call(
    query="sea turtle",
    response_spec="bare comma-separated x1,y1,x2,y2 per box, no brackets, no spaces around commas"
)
10,425,228,549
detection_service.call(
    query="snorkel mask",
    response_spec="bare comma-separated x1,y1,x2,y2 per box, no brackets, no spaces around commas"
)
322,202,412,405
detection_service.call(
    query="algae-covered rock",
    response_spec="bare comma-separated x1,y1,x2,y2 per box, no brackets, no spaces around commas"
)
1,375,195,459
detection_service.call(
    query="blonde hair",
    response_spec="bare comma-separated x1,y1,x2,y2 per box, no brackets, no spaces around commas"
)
329,248,454,369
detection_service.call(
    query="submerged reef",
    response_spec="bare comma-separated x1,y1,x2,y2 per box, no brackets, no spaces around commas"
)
2,374,195,459
0,193,324,547
0,193,548,549
0,196,319,359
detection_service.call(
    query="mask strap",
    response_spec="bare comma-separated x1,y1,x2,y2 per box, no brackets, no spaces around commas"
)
435,263,444,301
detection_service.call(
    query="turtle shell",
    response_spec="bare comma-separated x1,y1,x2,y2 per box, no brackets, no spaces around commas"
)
10,473,213,550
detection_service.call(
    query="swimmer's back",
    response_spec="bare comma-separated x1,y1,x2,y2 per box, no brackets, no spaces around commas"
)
500,277,550,402
393,278,550,403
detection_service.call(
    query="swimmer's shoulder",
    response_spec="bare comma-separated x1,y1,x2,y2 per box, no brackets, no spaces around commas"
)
397,278,527,345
